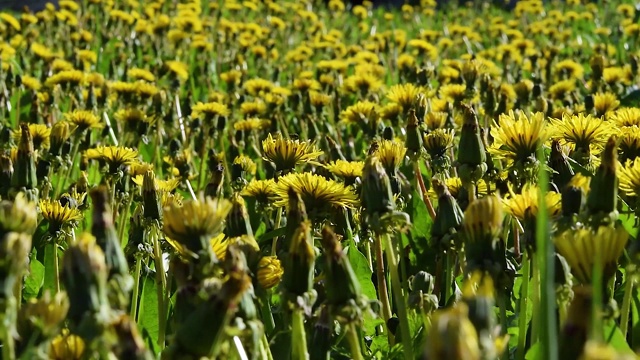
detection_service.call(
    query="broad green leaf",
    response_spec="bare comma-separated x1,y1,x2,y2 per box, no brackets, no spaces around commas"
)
525,342,541,360
605,321,634,354
345,241,376,301
632,287,640,349
619,199,638,238
409,190,430,239
139,275,160,355
257,227,286,244
24,257,44,300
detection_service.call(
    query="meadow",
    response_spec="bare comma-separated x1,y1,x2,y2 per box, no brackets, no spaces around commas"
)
1,0,640,359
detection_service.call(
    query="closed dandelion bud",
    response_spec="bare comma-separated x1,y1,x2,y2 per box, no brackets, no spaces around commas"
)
320,225,363,308
562,174,590,217
0,155,12,196
431,179,464,249
457,105,487,185
0,193,37,237
283,220,315,300
405,109,423,157
590,54,605,82
548,140,575,191
584,94,594,113
586,136,618,218
383,126,394,140
462,60,479,89
61,233,109,332
0,231,32,298
50,121,70,156
463,195,504,276
167,248,251,359
484,86,496,117
204,163,225,199
90,187,132,310
514,80,533,106
19,291,69,337
257,256,284,290
141,170,162,221
225,194,253,238
408,271,439,312
479,74,492,95
125,206,147,263
284,188,308,251
361,156,395,216
423,303,481,360
416,93,428,121
110,315,153,360
49,330,85,360
12,123,38,199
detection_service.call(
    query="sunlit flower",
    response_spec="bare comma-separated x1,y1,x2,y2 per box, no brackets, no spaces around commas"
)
373,139,407,171
64,110,103,131
241,179,278,204
50,329,85,360
127,68,155,82
549,113,615,152
608,107,640,127
386,83,424,111
85,146,139,171
39,198,83,233
592,92,620,117
489,111,549,162
555,226,628,284
424,128,455,158
262,133,323,172
233,155,257,176
257,256,284,289
191,102,230,119
13,124,51,151
324,160,364,184
502,185,561,221
132,174,180,192
439,84,466,104
274,172,359,217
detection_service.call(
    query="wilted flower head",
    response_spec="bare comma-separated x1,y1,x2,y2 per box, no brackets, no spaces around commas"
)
262,133,323,172
49,329,85,360
257,256,284,290
0,193,37,235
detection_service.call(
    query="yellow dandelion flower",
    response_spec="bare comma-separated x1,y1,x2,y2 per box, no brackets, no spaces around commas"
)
244,78,274,96
374,139,407,170
131,174,180,192
127,68,155,82
344,73,383,95
548,79,576,100
424,128,455,158
233,155,257,176
386,83,424,111
39,198,83,232
340,101,379,125
234,118,270,132
489,111,549,162
21,75,42,91
324,160,365,183
619,126,640,162
439,83,467,104
64,110,103,131
555,226,628,284
191,102,230,119
240,101,267,117
618,158,640,197
12,124,51,150
241,179,278,204
503,185,562,221
164,60,189,81
549,113,615,151
274,172,359,217
262,133,323,171
45,70,84,88
593,92,620,117
85,146,139,170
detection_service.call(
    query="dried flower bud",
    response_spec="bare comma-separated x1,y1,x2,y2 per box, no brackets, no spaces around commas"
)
405,109,423,156
20,291,69,337
50,121,70,156
11,123,38,198
257,256,284,290
457,105,487,185
283,220,315,300
548,140,575,191
225,194,253,238
361,156,395,216
141,170,162,221
320,225,363,309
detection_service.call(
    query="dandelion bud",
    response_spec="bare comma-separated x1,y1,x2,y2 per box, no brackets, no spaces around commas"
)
431,179,464,248
0,193,37,237
283,220,315,300
514,80,533,106
361,156,395,216
463,195,504,278
408,271,439,312
0,155,13,197
141,170,162,221
548,140,575,191
109,314,152,360
20,291,69,337
630,54,639,75
462,60,479,89
284,188,308,251
383,126,394,140
320,225,363,308
416,93,428,120
11,123,38,199
225,194,253,238
0,231,32,298
50,121,70,156
61,233,109,331
204,162,224,199
310,308,333,360
49,330,85,360
457,105,487,185
423,303,481,360
586,136,618,218
462,272,496,338
590,54,605,82
90,187,131,290
561,174,590,218
257,256,284,290
405,109,423,157
584,94,594,113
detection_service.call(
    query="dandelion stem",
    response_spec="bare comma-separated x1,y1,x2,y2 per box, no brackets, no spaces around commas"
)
117,194,134,248
374,234,393,335
383,233,414,360
346,323,364,360
530,258,539,344
53,241,60,294
271,208,283,256
130,256,143,321
261,333,274,360
444,251,453,304
151,225,167,349
516,253,530,360
55,135,81,198
414,163,436,220
621,272,635,338
261,296,275,335
291,308,309,360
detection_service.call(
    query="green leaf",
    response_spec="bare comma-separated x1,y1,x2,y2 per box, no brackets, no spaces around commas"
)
138,275,160,355
42,243,58,295
257,227,286,244
605,321,634,354
631,287,640,349
23,257,44,300
409,190,430,239
619,199,638,238
345,241,376,301
620,86,640,107
525,342,541,360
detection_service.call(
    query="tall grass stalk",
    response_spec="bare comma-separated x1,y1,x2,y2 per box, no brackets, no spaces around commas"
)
536,149,558,360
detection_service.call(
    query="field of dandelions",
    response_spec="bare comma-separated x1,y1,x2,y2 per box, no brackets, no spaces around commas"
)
3,0,640,359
